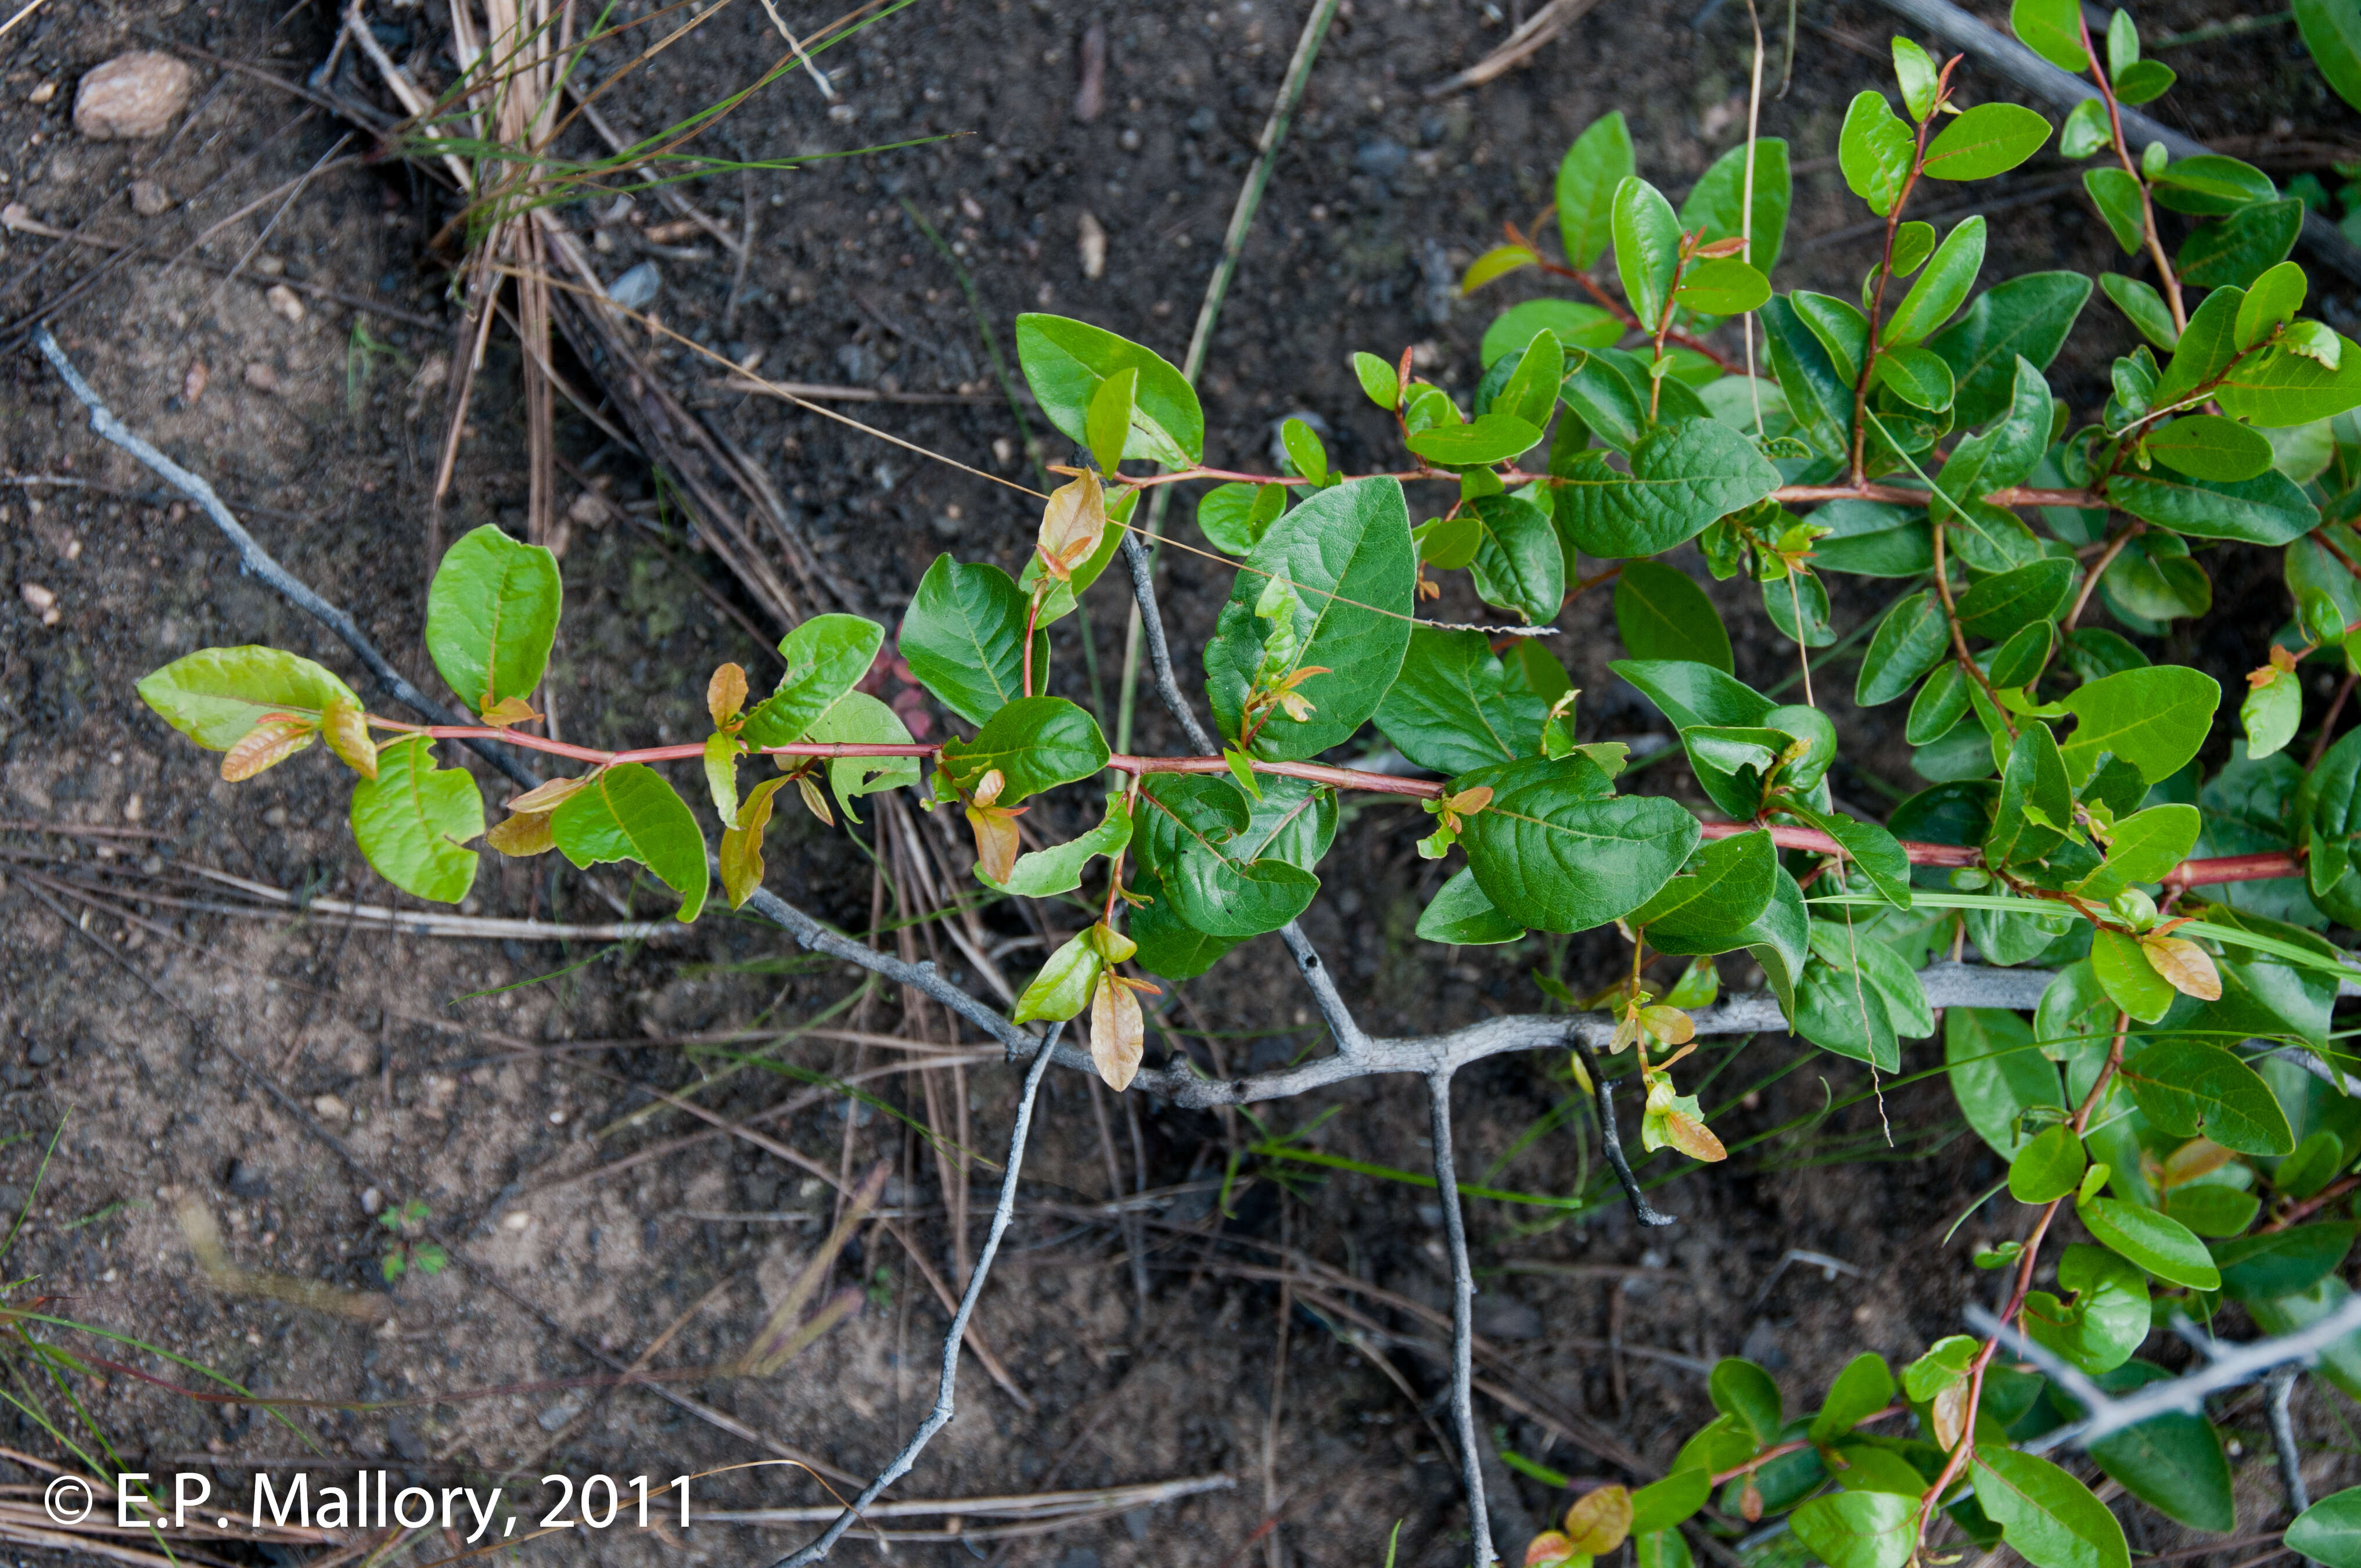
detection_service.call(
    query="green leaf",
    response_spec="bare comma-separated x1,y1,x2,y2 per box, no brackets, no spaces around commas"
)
2119,1037,2295,1154
1813,501,1934,577
1375,626,1549,775
2147,414,2276,481
349,735,483,904
1460,243,1539,294
2026,1246,2152,1376
1885,218,1986,348
2279,1131,2349,1202
1482,300,1624,367
2078,803,2201,899
2290,1488,2361,1568
1086,366,1137,474
138,645,362,751
1710,1356,1783,1442
1456,755,1701,933
2082,167,2146,254
1553,418,1780,559
2011,0,2090,70
1840,91,1916,216
1557,112,1635,271
1948,1006,2064,1157
1014,314,1203,466
1206,478,1416,761
1416,867,1525,945
1924,104,2053,182
2166,1185,2261,1237
1466,494,1565,624
1404,413,1543,467
2090,926,2176,1022
424,524,562,719
2244,669,2303,761
1874,346,1956,410
1280,415,1329,485
1972,1446,2131,1568
987,791,1133,897
1988,721,2072,867
2152,155,2278,215
2218,335,2361,427
1614,658,1776,731
899,555,1047,728
1494,332,1566,429
1812,1353,1898,1442
804,691,919,822
1614,560,1733,672
2249,1277,2361,1402
2110,465,2317,544
1958,560,2073,642
1351,350,1400,409
2237,261,2308,348
2060,666,2224,785
1796,290,1873,383
1796,951,1900,1070
2179,200,2304,290
1676,257,1772,315
2297,0,2361,112
1893,35,1941,119
2101,274,2180,351
2060,97,2112,159
1761,295,1856,458
1679,136,1793,275
739,614,886,749
550,762,709,921
1629,829,1777,952
2215,1225,2357,1303
1612,176,1684,329
1989,621,2056,687
1929,272,2093,427
2080,1196,2222,1289
1013,931,1101,1024
1793,1491,1916,1568
2010,1123,2087,1202
2111,59,2175,103
1631,1470,1712,1535
1138,775,1318,938
1127,874,1237,981
939,695,1109,804
1198,481,1290,556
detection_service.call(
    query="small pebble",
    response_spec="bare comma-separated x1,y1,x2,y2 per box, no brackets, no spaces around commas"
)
360,1186,383,1215
1077,210,1106,279
128,178,169,215
20,584,59,626
312,1094,348,1121
184,359,209,402
28,81,56,106
74,52,193,140
265,283,305,323
243,362,278,393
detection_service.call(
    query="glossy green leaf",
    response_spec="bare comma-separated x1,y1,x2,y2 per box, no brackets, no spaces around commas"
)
1924,103,2053,182
2090,927,2176,1022
2179,200,2304,290
1812,1353,1898,1442
2060,666,2223,785
1629,829,1777,953
2297,0,2361,112
1460,244,1539,294
987,791,1133,897
1987,721,2072,868
740,614,886,749
939,695,1109,804
1710,1356,1783,1441
2214,1225,2357,1303
899,555,1047,728
1416,867,1525,945
1375,626,1550,776
1466,494,1565,624
1557,112,1635,271
1679,136,1793,275
2244,670,2303,761
1972,1446,2130,1568
1929,272,2093,427
2289,1488,2361,1568
1456,754,1700,933
1614,560,1733,672
1198,481,1289,556
1086,366,1137,474
2060,97,2112,159
1482,299,1624,366
2218,335,2361,428
1612,176,1684,329
2111,59,2175,103
2147,414,2276,481
1677,258,1772,315
2010,1123,2086,1202
1796,954,1901,1070
1631,1469,1712,1534
1762,294,1857,458
1813,501,1934,577
2119,1037,2295,1154
1874,346,1956,410
2026,1245,2151,1376
350,734,483,904
2101,274,2179,352
1958,559,2073,642
2080,1196,2222,1289
1015,314,1203,466
1494,331,1566,430
1280,415,1328,485
2084,167,2147,254
1885,217,1986,348
1949,1007,2063,1157
1893,35,1941,119
1793,1491,1916,1568
1351,350,1400,409
2152,155,2277,216
550,762,708,921
1012,931,1101,1024
2011,0,2089,70
1839,91,1915,216
1796,290,1872,383
2108,465,2317,545
1615,658,1776,731
138,645,362,751
1206,478,1415,761
1404,413,1542,467
424,524,561,717
1553,418,1780,559
2078,803,2201,900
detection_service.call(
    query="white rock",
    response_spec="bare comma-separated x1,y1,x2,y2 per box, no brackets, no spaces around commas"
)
1078,210,1106,279
243,362,278,393
74,53,194,141
312,1093,349,1121
265,283,305,323
128,179,170,216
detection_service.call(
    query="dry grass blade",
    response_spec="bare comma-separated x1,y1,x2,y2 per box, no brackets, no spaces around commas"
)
741,1161,888,1373
699,1473,1237,1524
1423,0,1608,96
174,1196,391,1322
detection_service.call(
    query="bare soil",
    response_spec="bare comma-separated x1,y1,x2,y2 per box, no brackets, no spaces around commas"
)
3,1,2360,1565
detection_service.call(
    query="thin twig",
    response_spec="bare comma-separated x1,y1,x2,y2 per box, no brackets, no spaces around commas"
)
2268,1368,2310,1516
1428,1072,1496,1567
1569,1028,1677,1227
769,1027,1063,1568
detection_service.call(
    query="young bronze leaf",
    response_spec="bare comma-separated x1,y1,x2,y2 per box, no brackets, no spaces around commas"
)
319,700,377,779
220,719,315,782
1088,971,1145,1091
486,811,557,857
2140,934,2223,1000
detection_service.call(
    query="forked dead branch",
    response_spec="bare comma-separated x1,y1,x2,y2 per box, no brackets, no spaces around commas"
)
38,3,2361,1562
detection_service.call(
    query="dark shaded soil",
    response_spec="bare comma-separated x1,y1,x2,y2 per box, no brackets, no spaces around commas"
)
3,0,2361,1565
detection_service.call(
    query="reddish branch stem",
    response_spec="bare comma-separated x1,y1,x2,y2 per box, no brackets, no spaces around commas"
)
379,720,2309,886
